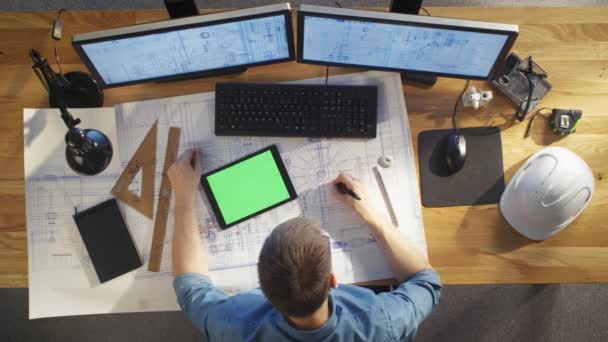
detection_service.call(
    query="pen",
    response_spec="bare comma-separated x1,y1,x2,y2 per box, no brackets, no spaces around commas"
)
336,182,361,201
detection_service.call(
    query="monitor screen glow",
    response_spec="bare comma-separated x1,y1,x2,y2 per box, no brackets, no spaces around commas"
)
80,15,290,86
302,16,510,78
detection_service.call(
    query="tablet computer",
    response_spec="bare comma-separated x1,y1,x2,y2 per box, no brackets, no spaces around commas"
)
200,145,297,229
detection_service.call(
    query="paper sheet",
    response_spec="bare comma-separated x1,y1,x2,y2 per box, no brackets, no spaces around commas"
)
24,108,177,319
115,71,426,291
24,71,426,319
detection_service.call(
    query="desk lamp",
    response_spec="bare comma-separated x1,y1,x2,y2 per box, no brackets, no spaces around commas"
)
30,49,113,176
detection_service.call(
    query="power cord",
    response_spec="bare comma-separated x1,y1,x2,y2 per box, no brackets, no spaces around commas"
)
524,107,551,138
514,56,547,121
452,79,471,131
52,8,65,74
420,7,431,16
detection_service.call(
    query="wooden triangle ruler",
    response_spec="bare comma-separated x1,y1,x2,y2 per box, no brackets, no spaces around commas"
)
111,121,158,219
148,126,181,272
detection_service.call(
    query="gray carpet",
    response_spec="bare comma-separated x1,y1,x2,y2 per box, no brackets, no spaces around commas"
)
3,0,608,341
3,284,608,341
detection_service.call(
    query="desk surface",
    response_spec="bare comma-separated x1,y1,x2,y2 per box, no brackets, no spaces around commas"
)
1,7,607,287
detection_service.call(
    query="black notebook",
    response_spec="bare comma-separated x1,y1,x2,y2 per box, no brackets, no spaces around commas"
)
73,199,143,284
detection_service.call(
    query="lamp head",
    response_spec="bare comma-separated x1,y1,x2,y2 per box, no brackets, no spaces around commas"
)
65,127,113,176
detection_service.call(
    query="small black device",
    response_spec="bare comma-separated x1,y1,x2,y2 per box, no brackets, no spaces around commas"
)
525,107,583,138
214,83,377,138
551,109,582,135
30,49,113,176
200,145,298,230
390,0,423,15
73,199,143,284
445,133,467,174
164,0,199,19
72,3,294,88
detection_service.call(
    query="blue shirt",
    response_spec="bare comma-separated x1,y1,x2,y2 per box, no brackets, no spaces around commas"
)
173,269,441,342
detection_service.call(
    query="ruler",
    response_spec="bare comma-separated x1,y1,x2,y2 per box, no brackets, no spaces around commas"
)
148,127,181,272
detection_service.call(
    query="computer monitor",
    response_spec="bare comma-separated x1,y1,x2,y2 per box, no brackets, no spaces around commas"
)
297,5,518,80
72,3,295,88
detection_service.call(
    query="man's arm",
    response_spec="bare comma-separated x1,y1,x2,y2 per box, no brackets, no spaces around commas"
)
332,173,430,283
168,149,208,276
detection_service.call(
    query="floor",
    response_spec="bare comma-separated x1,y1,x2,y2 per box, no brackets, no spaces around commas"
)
3,1,608,341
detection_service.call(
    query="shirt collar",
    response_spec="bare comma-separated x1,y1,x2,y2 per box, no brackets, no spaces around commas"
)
276,291,338,340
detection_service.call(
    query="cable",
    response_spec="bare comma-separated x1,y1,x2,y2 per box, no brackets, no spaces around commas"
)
52,9,65,74
53,39,62,74
452,79,471,131
514,74,535,121
514,56,547,121
420,7,431,16
524,107,552,138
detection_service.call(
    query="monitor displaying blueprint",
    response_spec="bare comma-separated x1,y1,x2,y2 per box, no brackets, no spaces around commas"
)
74,6,294,87
299,11,516,79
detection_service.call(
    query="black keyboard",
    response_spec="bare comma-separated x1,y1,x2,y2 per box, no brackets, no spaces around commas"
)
215,83,377,138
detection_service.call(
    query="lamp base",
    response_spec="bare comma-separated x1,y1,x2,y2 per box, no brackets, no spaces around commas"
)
65,128,113,176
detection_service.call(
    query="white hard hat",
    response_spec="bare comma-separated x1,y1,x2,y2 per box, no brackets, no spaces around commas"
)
500,147,594,241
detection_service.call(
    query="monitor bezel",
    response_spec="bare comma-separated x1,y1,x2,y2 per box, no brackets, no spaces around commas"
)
296,8,518,81
72,8,295,88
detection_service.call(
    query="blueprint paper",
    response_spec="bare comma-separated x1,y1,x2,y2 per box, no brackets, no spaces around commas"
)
114,71,427,292
24,71,426,319
24,108,177,319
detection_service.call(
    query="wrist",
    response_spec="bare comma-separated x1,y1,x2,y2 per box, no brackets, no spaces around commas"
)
361,210,390,230
174,196,196,211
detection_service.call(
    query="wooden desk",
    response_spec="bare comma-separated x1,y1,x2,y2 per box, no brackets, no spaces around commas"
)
1,7,607,287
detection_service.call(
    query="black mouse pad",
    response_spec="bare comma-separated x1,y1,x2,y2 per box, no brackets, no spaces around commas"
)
418,127,505,207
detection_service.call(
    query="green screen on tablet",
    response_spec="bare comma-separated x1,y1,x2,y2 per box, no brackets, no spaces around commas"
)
201,145,297,229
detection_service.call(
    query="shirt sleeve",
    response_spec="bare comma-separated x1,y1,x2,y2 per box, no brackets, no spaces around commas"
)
173,273,230,334
377,268,442,341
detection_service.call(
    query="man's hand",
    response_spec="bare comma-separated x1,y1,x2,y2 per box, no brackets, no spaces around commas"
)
331,173,385,225
332,172,429,282
168,149,203,208
170,149,208,276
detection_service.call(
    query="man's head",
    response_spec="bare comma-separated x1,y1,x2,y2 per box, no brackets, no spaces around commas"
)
258,217,335,318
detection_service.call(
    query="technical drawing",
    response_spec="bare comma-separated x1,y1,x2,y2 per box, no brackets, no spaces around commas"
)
303,16,508,77
114,71,427,290
83,15,290,84
25,72,426,318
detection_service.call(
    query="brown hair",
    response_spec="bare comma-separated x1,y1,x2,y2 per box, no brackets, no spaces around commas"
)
257,217,332,317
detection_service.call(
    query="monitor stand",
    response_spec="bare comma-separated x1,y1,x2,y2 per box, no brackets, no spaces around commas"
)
401,72,437,87
391,0,438,87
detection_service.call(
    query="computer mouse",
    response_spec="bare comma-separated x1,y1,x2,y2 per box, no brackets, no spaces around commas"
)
445,132,467,174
